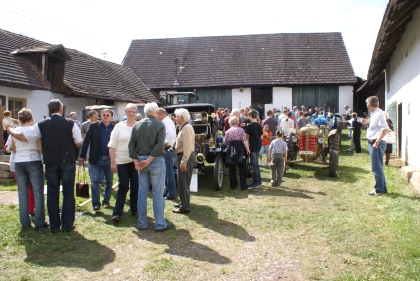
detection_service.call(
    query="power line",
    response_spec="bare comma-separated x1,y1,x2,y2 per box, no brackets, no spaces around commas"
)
0,3,106,45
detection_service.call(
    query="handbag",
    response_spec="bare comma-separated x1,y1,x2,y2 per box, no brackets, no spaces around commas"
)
75,164,90,198
386,131,396,144
245,156,254,178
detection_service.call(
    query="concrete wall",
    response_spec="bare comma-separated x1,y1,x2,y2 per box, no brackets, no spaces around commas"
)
272,87,293,111
386,7,420,167
338,86,353,115
232,88,251,109
0,86,95,123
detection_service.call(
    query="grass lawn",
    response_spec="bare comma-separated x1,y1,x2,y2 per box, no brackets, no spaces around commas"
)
0,130,419,280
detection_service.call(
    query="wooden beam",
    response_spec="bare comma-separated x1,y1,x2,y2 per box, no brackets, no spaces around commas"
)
385,13,412,34
389,0,419,22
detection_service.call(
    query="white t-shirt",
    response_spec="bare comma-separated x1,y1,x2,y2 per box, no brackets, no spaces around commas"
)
280,118,295,135
107,122,134,164
12,126,42,163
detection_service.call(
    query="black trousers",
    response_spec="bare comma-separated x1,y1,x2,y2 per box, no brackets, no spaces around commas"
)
353,134,361,153
228,161,247,190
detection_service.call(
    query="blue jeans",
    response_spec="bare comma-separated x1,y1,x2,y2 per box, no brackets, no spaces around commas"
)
368,141,387,193
112,162,138,217
45,162,76,231
137,156,168,230
250,152,262,186
163,150,177,198
259,145,269,161
89,155,113,208
15,161,45,228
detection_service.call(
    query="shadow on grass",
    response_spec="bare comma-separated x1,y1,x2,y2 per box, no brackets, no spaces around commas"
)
132,228,232,264
387,192,420,202
82,210,139,228
18,230,115,271
188,203,256,242
284,163,369,183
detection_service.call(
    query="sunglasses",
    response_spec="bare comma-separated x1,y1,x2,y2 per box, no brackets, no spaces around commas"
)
102,114,111,117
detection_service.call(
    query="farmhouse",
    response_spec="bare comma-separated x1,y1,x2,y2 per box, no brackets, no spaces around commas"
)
123,32,356,114
0,28,156,147
357,0,420,167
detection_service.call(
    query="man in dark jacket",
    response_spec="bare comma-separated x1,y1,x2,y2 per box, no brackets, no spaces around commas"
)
79,109,115,211
9,99,83,233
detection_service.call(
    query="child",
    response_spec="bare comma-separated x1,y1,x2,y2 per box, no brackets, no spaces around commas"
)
268,130,288,187
259,124,272,165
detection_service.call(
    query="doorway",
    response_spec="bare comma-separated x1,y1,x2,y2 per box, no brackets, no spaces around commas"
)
398,102,402,157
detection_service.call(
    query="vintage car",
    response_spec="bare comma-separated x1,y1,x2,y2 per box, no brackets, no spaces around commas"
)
164,103,225,190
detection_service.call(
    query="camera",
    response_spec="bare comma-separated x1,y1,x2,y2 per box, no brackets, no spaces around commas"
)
167,145,176,153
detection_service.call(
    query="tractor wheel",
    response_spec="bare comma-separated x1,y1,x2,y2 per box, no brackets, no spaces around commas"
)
330,132,341,151
329,149,338,177
213,154,224,191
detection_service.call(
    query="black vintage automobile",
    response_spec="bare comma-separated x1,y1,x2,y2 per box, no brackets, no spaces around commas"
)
164,103,225,190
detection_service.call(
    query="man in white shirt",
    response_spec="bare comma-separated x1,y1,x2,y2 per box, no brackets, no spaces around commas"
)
363,96,389,196
158,108,177,200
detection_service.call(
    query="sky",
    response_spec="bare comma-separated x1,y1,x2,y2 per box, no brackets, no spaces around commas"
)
0,0,389,79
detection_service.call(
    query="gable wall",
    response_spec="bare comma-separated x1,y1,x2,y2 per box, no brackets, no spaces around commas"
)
386,7,420,166
0,86,96,123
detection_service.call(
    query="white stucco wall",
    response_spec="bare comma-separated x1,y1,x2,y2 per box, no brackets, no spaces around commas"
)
386,7,420,167
272,87,293,110
338,86,353,115
232,88,251,109
0,86,95,123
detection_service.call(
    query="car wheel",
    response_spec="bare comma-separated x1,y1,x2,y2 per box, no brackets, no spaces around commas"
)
213,154,224,191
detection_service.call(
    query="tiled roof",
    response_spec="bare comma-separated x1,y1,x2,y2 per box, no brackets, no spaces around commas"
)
0,29,50,90
64,49,155,103
361,0,419,92
0,28,156,103
123,32,356,89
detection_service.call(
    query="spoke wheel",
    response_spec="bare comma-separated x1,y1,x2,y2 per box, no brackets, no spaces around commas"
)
213,154,224,191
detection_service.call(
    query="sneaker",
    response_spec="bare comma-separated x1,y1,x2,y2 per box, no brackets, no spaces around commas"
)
111,215,120,222
103,202,111,208
367,189,385,196
249,184,261,189
93,206,101,211
270,180,276,187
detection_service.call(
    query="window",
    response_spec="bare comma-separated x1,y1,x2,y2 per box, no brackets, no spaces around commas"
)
8,98,27,118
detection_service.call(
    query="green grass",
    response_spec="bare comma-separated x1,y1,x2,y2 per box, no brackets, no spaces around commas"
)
0,129,419,280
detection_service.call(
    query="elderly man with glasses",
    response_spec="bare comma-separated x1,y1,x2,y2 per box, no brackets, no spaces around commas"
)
79,109,115,211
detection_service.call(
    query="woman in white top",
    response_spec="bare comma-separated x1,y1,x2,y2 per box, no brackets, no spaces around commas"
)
12,108,47,230
108,103,139,222
5,135,35,217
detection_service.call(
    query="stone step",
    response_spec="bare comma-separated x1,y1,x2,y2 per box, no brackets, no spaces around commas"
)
400,165,420,182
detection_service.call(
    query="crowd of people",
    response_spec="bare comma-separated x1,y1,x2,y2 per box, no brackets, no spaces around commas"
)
4,95,392,233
